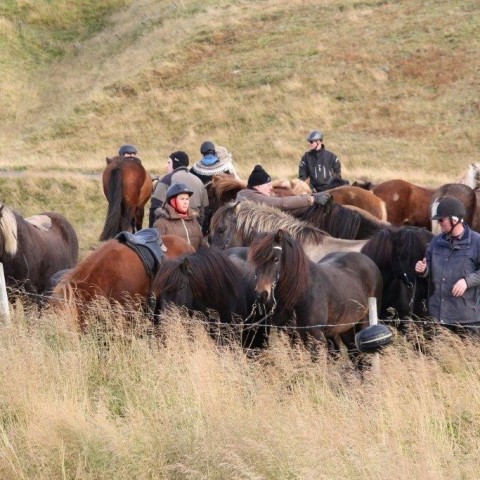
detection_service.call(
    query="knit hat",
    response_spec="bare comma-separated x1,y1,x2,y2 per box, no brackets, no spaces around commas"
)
248,165,272,188
169,151,189,169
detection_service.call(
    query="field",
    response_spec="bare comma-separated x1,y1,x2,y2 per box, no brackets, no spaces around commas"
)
1,0,479,478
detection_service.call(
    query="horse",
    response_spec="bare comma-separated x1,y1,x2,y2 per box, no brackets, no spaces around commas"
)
360,226,434,323
51,234,194,330
324,185,387,221
248,230,383,364
153,247,267,349
457,163,480,189
0,203,79,299
289,199,391,239
431,183,480,233
100,155,153,241
370,179,436,229
210,201,368,262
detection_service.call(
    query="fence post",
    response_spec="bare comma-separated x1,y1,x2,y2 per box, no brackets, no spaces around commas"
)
0,263,11,327
368,297,380,374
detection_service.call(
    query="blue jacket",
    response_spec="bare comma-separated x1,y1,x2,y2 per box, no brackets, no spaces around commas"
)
426,224,480,324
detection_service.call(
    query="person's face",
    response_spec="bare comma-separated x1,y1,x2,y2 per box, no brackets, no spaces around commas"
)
308,140,321,150
175,193,190,210
254,182,273,196
437,216,462,233
166,158,173,173
124,152,137,157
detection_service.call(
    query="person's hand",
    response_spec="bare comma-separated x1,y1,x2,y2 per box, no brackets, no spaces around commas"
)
415,258,427,274
313,192,331,206
452,278,467,297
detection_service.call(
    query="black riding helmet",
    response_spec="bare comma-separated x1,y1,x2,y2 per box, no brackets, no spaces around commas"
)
119,144,137,155
166,183,194,203
431,197,466,220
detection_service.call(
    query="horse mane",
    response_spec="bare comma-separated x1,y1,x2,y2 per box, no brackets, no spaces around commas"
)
0,204,18,256
154,247,245,307
210,174,246,200
272,179,311,197
232,201,329,245
361,226,432,270
249,231,309,310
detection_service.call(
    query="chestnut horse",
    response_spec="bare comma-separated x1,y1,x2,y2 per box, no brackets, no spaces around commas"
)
51,234,194,330
100,155,152,241
431,183,480,233
371,179,436,229
248,230,383,364
0,203,79,299
325,185,387,221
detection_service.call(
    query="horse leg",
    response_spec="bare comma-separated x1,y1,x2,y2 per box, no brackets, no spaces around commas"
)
340,329,370,372
135,206,145,232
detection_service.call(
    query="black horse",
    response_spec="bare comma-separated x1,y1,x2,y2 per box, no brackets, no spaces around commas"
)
361,226,434,323
153,247,267,350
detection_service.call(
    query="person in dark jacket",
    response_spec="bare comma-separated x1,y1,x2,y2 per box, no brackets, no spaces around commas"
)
415,197,480,336
298,130,348,192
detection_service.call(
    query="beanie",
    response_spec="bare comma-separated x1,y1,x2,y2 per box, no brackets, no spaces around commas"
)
169,151,189,169
248,165,272,188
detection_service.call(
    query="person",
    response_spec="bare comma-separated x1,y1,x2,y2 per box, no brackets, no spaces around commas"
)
298,130,347,192
190,141,239,185
236,164,331,212
118,144,138,157
149,151,209,229
415,197,480,336
153,182,206,251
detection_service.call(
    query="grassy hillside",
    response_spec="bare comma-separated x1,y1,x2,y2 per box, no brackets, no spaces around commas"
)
1,0,478,184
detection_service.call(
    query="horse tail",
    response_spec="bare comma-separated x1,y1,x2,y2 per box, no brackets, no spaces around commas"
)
100,166,124,241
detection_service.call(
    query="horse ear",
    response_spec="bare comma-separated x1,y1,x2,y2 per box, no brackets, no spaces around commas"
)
106,157,112,164
181,257,190,273
275,229,285,244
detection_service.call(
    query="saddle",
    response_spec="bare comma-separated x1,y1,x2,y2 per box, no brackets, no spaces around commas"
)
115,228,165,279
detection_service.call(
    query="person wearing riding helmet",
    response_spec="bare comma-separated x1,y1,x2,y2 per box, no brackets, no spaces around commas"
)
153,183,207,251
415,197,480,335
118,144,138,157
298,130,348,192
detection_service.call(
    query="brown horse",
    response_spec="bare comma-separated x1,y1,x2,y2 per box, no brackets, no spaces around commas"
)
100,155,153,241
325,185,387,221
51,234,194,330
248,230,383,364
371,179,436,229
0,203,79,299
431,183,480,233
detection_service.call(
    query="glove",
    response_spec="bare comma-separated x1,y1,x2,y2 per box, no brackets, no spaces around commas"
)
313,192,331,206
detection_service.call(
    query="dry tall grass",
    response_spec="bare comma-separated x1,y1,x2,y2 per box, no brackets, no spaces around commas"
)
1,304,479,479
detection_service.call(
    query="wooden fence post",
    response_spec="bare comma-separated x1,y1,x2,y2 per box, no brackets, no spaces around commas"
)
368,297,380,374
0,263,11,327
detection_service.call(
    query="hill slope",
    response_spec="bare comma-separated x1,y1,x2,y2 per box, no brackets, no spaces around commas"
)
1,0,479,183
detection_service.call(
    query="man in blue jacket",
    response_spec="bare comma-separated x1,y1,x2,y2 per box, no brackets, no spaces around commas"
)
415,197,480,335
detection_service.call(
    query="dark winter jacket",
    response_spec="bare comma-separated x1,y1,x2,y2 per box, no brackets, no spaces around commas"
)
424,224,480,324
298,147,341,192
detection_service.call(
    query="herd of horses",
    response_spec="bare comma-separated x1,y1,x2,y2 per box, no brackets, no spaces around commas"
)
3,158,480,365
